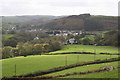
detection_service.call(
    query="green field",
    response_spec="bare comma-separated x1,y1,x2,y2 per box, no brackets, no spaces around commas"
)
2,34,14,39
51,45,119,54
42,61,119,77
1,54,118,77
65,69,119,78
1,44,120,78
84,35,95,40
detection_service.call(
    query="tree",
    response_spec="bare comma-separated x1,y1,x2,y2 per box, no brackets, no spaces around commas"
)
43,43,51,52
3,37,17,47
48,40,62,51
17,42,34,57
23,42,34,56
2,46,13,59
8,31,16,34
12,48,19,57
33,44,44,55
16,42,25,56
94,35,104,46
15,32,35,42
103,30,120,46
80,38,91,45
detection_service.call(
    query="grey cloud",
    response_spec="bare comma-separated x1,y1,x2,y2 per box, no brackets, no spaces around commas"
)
0,0,118,16
47,1,114,7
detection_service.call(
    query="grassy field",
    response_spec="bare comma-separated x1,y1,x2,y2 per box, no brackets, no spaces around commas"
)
64,69,119,78
2,34,14,39
42,61,119,77
84,35,95,41
50,45,119,54
1,54,118,77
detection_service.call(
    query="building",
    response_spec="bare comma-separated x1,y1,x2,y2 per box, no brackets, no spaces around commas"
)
63,38,77,45
34,37,39,40
68,38,77,44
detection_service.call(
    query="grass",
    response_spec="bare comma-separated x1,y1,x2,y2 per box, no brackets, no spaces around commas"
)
1,54,118,77
2,34,14,39
41,61,119,77
65,69,119,78
50,45,119,54
84,35,95,41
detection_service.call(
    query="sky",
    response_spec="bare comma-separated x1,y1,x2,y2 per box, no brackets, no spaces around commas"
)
0,0,119,16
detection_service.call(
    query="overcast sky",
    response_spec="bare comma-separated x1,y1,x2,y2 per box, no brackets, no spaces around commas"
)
0,0,119,16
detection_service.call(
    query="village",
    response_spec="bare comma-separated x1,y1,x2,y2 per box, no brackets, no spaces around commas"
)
4,26,105,46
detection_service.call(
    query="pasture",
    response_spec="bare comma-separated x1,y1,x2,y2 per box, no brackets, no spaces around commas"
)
2,34,14,39
42,61,119,77
50,45,119,54
84,35,95,40
1,54,118,77
65,69,119,78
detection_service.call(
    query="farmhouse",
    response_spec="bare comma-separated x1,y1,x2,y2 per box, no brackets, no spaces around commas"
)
34,36,39,40
63,38,77,45
69,38,77,44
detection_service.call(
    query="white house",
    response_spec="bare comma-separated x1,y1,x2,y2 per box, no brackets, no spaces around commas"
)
34,37,39,40
69,38,77,44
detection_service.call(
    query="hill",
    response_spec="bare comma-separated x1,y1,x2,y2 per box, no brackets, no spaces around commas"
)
2,15,62,30
42,14,118,31
2,14,118,31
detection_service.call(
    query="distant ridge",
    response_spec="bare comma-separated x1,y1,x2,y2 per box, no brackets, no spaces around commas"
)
42,14,118,31
2,14,118,31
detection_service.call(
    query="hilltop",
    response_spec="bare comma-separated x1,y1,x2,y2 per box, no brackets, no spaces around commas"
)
42,14,118,31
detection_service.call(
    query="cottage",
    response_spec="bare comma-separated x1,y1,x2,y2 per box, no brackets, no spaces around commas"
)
63,38,77,45
68,38,77,44
34,37,39,40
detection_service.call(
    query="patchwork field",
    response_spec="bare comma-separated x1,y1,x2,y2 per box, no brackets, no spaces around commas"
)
50,45,119,54
1,44,120,78
1,54,118,77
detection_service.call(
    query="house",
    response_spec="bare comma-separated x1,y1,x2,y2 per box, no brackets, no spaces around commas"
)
63,38,77,45
11,27,16,30
56,33,68,36
68,38,77,44
73,33,79,36
34,37,39,40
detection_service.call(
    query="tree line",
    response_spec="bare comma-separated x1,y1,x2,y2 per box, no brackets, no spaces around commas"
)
1,41,62,59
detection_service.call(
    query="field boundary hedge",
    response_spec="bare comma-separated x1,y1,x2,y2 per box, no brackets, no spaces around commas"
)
8,57,120,77
47,52,120,55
